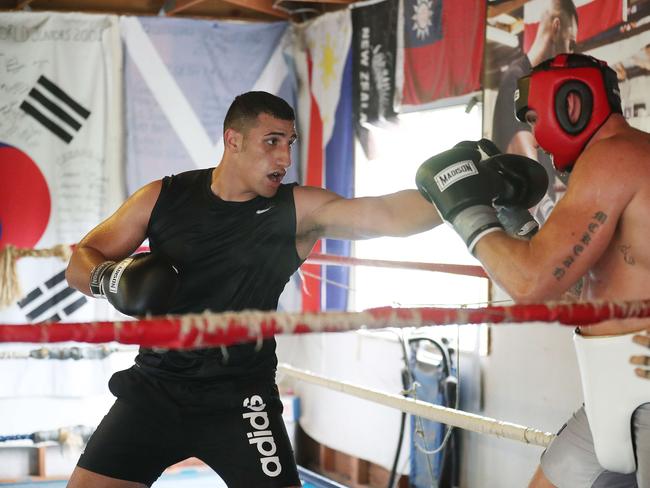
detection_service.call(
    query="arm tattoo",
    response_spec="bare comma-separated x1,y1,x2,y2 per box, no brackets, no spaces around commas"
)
618,244,636,265
553,211,608,281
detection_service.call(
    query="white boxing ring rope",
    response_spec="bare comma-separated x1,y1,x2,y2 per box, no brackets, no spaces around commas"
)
7,244,650,452
277,363,555,448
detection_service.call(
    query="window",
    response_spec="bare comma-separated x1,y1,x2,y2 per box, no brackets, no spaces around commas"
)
352,104,488,353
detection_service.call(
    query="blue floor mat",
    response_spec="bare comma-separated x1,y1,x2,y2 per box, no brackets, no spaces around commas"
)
1,465,344,487
0,469,226,487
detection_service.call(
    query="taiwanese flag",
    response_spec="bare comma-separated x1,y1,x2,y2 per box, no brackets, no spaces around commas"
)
400,0,485,106
523,0,624,51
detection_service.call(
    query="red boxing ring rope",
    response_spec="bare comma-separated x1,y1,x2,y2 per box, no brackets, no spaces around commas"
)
1,299,649,349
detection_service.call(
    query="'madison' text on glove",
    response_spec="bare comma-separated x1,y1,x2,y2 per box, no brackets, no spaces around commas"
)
415,144,548,253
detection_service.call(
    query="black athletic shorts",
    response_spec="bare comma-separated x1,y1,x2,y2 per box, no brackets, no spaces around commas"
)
78,366,300,487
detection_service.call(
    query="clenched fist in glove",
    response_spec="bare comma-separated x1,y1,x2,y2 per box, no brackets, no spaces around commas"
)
415,142,548,253
89,252,179,317
454,139,543,240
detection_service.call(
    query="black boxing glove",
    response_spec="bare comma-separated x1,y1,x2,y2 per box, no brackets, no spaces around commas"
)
481,153,548,209
454,138,501,158
454,139,545,240
482,152,547,240
455,138,548,208
89,252,179,316
416,146,504,253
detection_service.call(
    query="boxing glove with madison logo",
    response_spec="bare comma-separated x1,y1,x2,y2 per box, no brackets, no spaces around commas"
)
416,146,548,252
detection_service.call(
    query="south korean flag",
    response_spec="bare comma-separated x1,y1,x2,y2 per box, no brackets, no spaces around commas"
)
0,11,125,324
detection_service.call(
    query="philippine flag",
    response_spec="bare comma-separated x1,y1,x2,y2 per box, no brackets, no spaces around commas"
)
291,11,354,312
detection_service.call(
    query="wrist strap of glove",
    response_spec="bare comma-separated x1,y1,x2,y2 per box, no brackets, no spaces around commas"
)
451,205,503,254
89,261,115,298
494,205,539,240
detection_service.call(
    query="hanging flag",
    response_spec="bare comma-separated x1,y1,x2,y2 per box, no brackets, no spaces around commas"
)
398,0,485,107
523,0,624,51
352,0,399,131
292,11,354,312
0,12,123,325
121,16,297,194
0,12,124,411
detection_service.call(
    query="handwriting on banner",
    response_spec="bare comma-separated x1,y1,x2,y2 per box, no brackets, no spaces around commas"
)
0,52,47,147
54,149,106,241
0,24,105,43
0,80,30,97
0,109,40,147
4,55,25,74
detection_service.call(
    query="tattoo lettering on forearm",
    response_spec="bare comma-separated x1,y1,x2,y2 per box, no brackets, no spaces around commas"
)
618,244,636,265
553,211,608,281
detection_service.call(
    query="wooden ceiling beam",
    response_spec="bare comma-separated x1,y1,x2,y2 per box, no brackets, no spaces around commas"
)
487,0,527,19
282,0,353,4
219,0,289,18
163,0,209,16
16,0,34,9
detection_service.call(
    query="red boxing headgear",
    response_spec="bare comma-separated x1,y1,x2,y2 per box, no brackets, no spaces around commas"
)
515,53,622,172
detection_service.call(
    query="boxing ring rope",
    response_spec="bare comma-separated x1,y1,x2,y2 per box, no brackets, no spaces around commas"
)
0,345,119,360
0,425,95,445
0,299,649,348
0,244,73,308
1,244,645,452
277,363,554,447
306,252,487,278
0,244,486,309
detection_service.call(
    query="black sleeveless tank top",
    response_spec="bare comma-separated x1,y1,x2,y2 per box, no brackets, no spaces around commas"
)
134,168,303,379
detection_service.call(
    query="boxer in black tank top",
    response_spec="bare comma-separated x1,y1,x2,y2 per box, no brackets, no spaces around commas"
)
139,168,301,380
66,91,441,488
77,169,303,487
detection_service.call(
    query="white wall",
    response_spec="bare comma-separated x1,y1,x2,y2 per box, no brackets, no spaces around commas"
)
276,332,412,473
462,323,582,487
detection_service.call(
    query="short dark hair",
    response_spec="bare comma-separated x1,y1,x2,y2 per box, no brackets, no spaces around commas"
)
557,0,578,26
223,91,295,135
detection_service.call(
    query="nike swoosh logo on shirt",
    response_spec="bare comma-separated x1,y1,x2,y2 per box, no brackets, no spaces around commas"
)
256,207,273,214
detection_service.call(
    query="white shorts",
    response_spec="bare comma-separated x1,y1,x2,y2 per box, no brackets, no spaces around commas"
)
541,331,650,487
